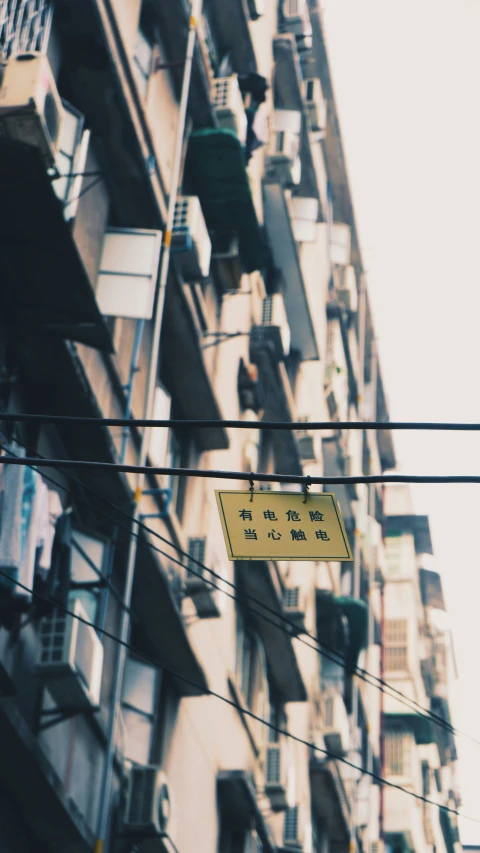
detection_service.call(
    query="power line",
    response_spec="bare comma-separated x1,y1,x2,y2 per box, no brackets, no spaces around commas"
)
2,412,480,431
1,437,473,748
0,567,476,826
1,455,480,485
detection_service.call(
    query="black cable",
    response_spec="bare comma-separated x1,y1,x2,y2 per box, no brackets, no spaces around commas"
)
0,567,476,826
1,455,480,485
3,412,480,431
0,436,472,748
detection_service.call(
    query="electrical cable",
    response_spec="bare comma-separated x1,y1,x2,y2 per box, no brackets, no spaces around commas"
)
0,435,473,749
0,567,476,826
3,412,480,431
1,455,480,485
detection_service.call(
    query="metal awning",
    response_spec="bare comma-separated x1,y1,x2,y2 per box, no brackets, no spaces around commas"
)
186,129,265,273
310,758,351,852
315,591,368,675
217,771,275,853
419,568,446,611
386,515,433,555
431,696,457,764
162,270,229,452
272,34,321,209
235,561,307,702
0,139,112,352
385,711,434,745
263,182,319,361
133,535,209,698
249,342,303,475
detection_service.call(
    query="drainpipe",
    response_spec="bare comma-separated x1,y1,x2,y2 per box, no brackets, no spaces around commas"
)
379,485,386,846
94,3,202,850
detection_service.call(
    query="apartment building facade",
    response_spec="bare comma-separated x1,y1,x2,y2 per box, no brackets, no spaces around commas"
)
383,486,461,853
0,2,459,853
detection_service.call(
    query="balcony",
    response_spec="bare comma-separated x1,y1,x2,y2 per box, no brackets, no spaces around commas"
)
235,561,307,702
217,771,275,853
0,139,112,352
272,34,322,208
161,267,229,452
384,788,426,853
206,0,258,75
316,592,368,675
249,334,303,476
263,182,319,361
310,757,351,853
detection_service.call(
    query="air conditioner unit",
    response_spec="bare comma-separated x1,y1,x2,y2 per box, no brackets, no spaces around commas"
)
0,52,64,170
302,78,327,134
37,599,104,710
283,804,303,848
323,693,350,756
265,743,289,811
282,0,310,37
268,110,302,187
330,222,351,267
259,294,291,359
211,232,243,292
247,0,265,19
290,196,318,243
172,196,212,280
333,264,358,313
211,75,247,144
124,765,171,841
185,537,221,619
284,586,306,633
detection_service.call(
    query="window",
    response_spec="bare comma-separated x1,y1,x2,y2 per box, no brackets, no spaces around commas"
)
384,728,411,777
385,534,416,577
122,655,161,765
384,619,408,673
133,27,153,98
235,609,270,744
53,100,89,221
70,530,108,624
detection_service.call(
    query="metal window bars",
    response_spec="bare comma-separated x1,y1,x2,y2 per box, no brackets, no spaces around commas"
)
0,0,52,63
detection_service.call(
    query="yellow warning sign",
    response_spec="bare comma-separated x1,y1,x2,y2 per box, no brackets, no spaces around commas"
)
215,490,353,561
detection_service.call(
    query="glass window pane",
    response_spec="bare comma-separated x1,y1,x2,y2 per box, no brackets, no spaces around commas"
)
122,706,153,765
71,531,105,583
123,656,158,715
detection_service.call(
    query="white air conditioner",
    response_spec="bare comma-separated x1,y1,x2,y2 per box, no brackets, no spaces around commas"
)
284,586,306,632
283,0,310,37
268,109,302,185
290,196,318,243
185,537,221,619
333,264,358,313
124,766,171,840
283,804,303,848
261,294,291,359
37,599,104,710
0,52,64,170
211,75,247,144
330,222,351,266
172,196,211,280
323,693,350,756
265,743,289,811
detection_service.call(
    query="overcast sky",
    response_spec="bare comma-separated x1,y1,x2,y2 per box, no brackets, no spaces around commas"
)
321,0,480,843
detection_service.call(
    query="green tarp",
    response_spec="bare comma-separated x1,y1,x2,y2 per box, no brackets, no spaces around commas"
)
186,129,266,273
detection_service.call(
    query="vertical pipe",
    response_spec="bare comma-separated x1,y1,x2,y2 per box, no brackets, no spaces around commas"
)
96,319,145,634
379,486,386,844
94,4,202,850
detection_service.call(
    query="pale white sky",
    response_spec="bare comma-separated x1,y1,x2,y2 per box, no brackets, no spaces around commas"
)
321,0,480,843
